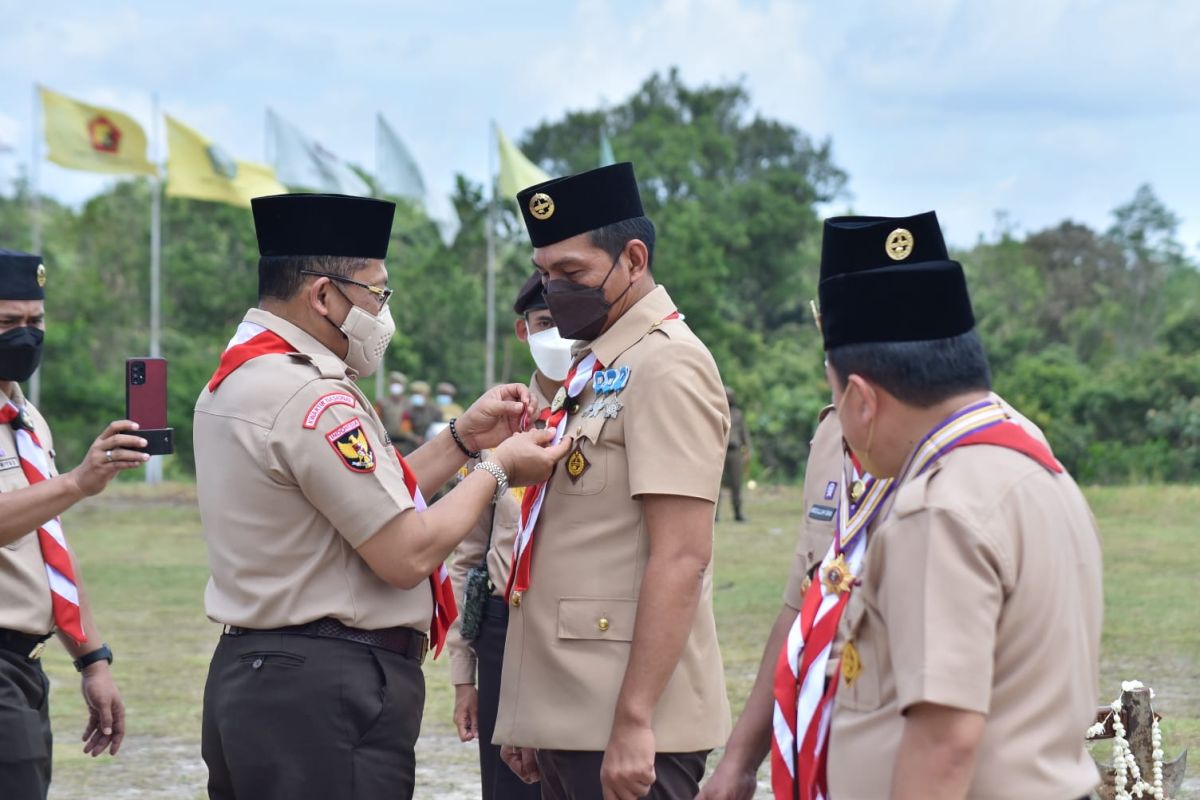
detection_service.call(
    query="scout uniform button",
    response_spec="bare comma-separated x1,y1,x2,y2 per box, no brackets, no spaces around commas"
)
597,617,610,632
252,657,264,670
510,590,523,608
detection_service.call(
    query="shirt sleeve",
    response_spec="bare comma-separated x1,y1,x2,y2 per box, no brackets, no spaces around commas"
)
878,505,1005,716
624,339,729,501
267,381,415,549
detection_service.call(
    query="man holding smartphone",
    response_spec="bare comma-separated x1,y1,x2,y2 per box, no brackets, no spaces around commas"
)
0,248,149,799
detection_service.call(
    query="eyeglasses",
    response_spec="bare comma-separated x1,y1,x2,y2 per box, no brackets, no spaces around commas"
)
300,270,393,309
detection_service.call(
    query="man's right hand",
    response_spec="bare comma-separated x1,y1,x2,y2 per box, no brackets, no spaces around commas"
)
500,745,542,784
493,428,573,487
453,684,479,742
696,759,758,800
68,420,149,497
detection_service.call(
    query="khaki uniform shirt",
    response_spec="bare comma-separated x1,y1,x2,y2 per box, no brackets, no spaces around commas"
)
827,398,1103,799
782,407,843,609
0,386,58,636
194,308,428,631
447,378,551,686
494,286,732,752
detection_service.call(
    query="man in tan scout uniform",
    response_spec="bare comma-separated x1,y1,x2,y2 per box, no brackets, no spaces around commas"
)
496,163,731,800
447,272,560,800
0,249,146,799
703,212,1103,800
194,194,569,800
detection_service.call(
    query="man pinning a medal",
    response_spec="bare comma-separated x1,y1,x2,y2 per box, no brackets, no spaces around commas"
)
495,163,732,800
700,212,1103,800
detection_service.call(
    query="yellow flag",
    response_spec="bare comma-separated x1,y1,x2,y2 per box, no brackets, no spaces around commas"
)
165,115,285,208
39,86,156,175
496,124,551,199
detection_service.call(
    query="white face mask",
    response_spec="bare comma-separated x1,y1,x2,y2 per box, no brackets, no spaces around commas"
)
389,383,404,395
527,326,579,382
338,304,395,377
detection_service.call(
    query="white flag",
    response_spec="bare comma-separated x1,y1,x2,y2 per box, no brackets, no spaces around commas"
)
376,114,425,202
266,109,370,196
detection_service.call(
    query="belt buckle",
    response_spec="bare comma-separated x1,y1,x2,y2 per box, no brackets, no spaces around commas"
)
418,634,429,665
28,639,47,660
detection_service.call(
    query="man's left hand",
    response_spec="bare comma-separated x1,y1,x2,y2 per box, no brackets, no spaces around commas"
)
601,721,656,800
80,663,125,756
457,383,537,451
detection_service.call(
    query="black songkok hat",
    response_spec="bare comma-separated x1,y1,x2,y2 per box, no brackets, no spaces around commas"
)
251,194,396,259
517,162,644,248
816,211,975,350
0,249,46,301
513,270,548,315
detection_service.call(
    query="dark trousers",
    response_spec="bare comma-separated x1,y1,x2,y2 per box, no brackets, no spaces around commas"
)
536,748,710,800
474,597,540,800
0,643,52,800
202,631,424,800
721,450,744,518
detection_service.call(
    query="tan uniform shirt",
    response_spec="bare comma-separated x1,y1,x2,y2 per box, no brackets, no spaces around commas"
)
446,379,550,686
0,386,58,635
494,286,732,752
782,407,843,609
828,400,1103,799
194,308,428,631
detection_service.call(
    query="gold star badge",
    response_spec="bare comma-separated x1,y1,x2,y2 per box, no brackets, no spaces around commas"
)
36,264,46,287
529,192,555,220
820,553,855,595
885,228,914,261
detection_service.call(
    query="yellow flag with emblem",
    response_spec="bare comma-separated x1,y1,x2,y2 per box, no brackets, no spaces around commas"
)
496,124,551,199
165,115,286,208
39,86,156,175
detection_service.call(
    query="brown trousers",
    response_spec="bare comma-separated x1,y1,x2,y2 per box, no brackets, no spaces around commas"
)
202,631,424,800
536,748,710,800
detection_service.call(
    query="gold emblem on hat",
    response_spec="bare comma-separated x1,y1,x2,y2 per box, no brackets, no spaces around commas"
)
36,264,46,287
885,228,914,261
841,640,862,686
820,553,855,595
529,192,555,221
809,299,823,335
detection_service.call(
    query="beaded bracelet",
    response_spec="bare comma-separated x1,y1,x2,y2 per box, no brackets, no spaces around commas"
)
448,417,481,459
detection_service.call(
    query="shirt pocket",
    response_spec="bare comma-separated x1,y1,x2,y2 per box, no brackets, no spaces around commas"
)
0,466,32,551
552,414,608,497
834,589,884,712
556,597,637,642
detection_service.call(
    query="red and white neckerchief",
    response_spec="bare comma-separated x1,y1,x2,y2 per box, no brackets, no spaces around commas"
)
0,401,85,643
504,351,604,604
771,399,1060,799
208,318,459,656
394,453,457,658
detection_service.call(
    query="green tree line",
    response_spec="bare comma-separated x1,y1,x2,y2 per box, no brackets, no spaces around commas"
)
0,70,1196,483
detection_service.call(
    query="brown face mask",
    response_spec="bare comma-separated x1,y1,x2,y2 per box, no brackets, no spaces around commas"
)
543,254,633,342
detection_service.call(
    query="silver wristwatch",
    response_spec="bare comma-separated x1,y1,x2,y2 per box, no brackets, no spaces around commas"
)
473,460,509,504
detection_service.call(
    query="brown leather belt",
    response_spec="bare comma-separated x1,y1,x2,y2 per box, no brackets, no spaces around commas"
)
224,617,428,664
0,628,54,661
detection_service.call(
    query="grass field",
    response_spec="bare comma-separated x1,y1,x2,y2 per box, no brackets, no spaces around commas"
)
40,483,1199,798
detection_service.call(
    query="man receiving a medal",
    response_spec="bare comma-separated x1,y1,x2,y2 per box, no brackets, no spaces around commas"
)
495,163,732,800
701,212,1103,800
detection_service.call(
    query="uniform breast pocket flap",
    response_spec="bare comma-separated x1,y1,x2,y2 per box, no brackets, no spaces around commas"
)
554,414,608,497
557,597,637,642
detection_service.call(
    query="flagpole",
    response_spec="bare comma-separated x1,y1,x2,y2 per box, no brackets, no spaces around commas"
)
484,122,497,389
373,113,384,407
29,85,42,407
146,92,163,484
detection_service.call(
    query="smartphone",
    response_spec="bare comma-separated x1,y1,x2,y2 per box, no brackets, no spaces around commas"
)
126,357,173,454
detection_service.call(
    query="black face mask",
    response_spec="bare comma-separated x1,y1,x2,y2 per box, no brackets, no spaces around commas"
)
543,255,633,342
0,327,44,383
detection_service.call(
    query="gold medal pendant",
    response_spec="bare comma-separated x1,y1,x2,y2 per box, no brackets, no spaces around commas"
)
849,480,865,503
820,553,855,595
841,640,862,686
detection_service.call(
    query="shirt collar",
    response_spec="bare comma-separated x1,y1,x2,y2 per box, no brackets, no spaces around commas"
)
244,308,350,370
579,285,678,368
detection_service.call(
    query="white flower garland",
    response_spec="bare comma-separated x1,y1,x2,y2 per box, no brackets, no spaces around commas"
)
1087,681,1164,800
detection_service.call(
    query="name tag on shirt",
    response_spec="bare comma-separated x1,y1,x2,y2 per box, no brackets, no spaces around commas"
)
0,456,20,471
808,504,835,522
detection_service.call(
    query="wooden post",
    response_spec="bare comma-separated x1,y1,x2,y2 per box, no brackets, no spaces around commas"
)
1088,686,1188,799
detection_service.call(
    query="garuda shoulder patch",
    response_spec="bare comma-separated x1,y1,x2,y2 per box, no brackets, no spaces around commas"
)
326,418,376,473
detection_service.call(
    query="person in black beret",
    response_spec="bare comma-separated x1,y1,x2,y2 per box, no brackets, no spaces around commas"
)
701,211,1102,800
193,194,570,800
496,164,733,800
0,249,149,799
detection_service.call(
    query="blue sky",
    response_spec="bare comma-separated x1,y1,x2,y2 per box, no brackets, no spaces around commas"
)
1,0,1197,255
